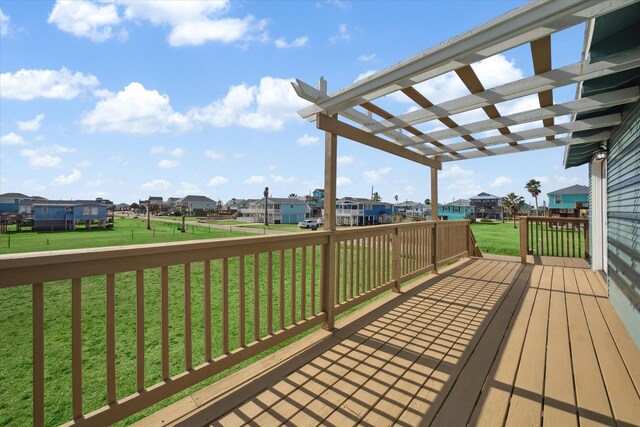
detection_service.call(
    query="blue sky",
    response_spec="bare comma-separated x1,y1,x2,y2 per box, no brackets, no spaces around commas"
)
0,0,588,206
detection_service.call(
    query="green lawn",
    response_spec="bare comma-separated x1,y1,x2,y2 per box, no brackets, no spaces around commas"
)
470,221,521,256
0,218,248,255
241,223,306,233
0,228,396,426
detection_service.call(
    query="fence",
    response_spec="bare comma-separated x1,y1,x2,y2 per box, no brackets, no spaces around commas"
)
0,220,471,426
519,216,589,263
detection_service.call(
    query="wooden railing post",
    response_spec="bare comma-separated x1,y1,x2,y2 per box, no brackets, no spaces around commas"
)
584,220,590,259
392,226,400,292
466,220,472,257
519,216,528,263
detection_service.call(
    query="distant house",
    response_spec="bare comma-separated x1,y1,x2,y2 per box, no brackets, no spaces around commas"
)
139,196,164,211
470,192,503,220
335,197,392,226
438,199,474,221
547,184,589,217
175,195,217,216
30,200,112,231
240,197,308,224
0,192,32,214
394,201,430,219
306,188,325,217
115,203,130,211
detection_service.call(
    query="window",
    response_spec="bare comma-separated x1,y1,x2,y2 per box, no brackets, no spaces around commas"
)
65,207,72,212
454,206,460,213
555,195,562,204
41,206,48,213
274,204,280,209
91,207,98,215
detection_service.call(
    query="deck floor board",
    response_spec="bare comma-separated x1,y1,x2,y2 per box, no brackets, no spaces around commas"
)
134,258,640,427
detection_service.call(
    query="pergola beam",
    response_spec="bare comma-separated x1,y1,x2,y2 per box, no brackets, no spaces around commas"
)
298,0,633,120
439,131,610,161
397,87,639,147
438,114,620,153
316,113,442,170
365,48,640,134
530,35,555,139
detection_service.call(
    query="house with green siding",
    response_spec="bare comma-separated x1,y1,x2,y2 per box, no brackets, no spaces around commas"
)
547,184,588,217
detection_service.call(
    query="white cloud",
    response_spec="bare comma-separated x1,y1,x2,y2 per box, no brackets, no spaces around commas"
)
337,155,353,166
17,114,45,131
48,0,121,42
141,179,171,190
207,176,228,186
170,147,183,157
77,160,92,168
551,174,586,187
534,175,550,185
20,144,73,168
363,167,391,183
1,9,11,37
491,176,512,187
51,168,82,186
296,134,319,146
337,176,351,187
175,181,201,197
1,132,25,146
244,175,265,184
271,175,297,184
121,0,266,47
275,36,308,48
355,70,376,82
330,23,350,44
204,150,225,160
109,155,129,167
358,53,376,62
440,164,474,180
150,145,165,154
267,164,277,171
233,152,247,159
189,77,308,131
0,68,99,100
158,159,180,168
445,178,482,198
85,178,110,187
82,82,190,134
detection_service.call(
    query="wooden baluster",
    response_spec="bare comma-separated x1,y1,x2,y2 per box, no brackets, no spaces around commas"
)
267,252,273,334
349,239,354,299
356,238,361,296
33,283,44,427
291,248,296,325
577,222,582,259
239,256,245,347
184,264,192,370
572,221,577,257
279,249,285,331
378,234,383,286
161,267,169,379
222,259,229,354
72,278,83,419
311,245,316,316
203,262,212,362
254,253,260,342
106,273,116,404
367,236,372,291
342,240,348,301
301,247,306,320
335,242,340,304
545,219,550,256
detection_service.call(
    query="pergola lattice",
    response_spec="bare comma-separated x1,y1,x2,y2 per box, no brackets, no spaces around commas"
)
293,0,639,228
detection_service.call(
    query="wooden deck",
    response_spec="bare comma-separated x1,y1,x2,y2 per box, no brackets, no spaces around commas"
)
137,258,640,427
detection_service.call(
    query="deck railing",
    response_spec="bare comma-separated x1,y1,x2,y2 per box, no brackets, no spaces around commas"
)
519,216,589,263
0,220,470,426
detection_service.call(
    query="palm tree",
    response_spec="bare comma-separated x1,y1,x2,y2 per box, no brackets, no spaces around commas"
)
502,192,524,228
525,179,541,216
372,192,381,202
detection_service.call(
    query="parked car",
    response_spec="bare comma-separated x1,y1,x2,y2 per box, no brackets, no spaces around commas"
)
298,219,318,230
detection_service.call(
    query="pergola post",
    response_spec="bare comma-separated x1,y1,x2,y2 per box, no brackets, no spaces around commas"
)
320,77,336,331
431,167,439,273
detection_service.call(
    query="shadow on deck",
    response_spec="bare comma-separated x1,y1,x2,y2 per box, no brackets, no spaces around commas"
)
136,258,640,426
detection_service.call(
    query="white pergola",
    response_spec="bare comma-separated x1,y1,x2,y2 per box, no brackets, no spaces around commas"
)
293,0,639,229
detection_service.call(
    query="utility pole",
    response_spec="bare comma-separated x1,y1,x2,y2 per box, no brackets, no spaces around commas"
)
146,196,151,230
263,186,269,226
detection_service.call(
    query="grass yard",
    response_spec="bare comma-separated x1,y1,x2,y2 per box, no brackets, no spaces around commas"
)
0,234,397,426
470,221,521,256
0,218,249,255
241,223,306,233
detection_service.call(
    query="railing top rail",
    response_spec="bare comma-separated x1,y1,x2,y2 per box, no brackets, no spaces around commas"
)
524,216,588,223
